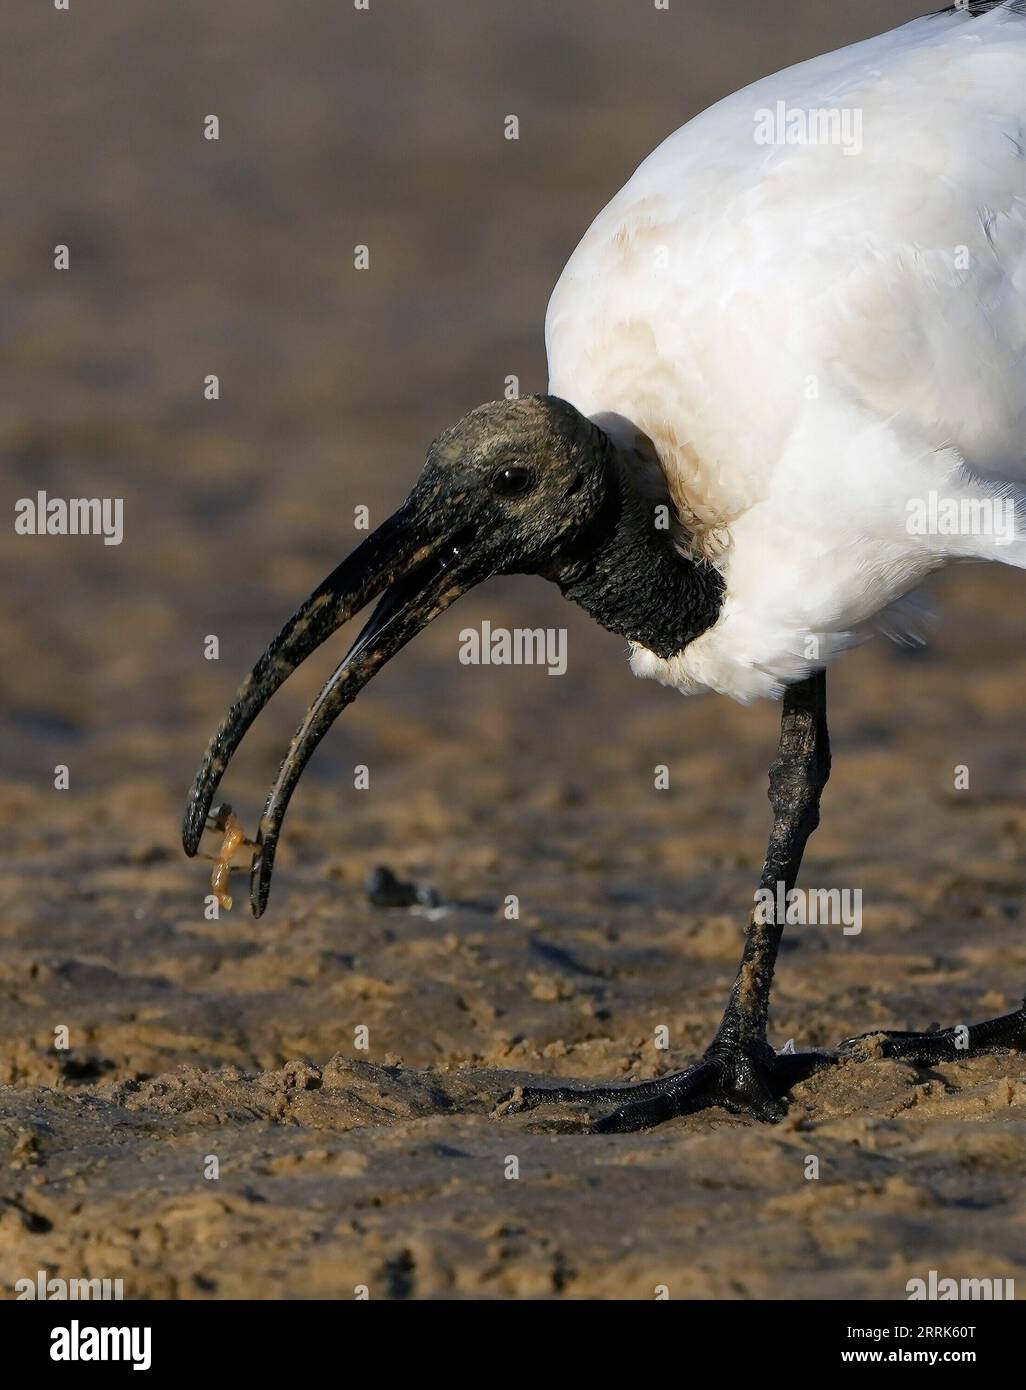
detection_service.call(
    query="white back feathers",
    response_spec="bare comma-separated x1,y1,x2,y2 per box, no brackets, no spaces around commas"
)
546,3,1026,701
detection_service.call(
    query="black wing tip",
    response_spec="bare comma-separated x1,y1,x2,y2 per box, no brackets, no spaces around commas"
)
933,1,1020,16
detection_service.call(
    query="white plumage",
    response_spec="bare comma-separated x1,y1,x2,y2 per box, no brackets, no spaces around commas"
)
546,3,1026,702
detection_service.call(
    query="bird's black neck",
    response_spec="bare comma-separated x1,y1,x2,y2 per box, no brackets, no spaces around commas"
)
548,456,725,659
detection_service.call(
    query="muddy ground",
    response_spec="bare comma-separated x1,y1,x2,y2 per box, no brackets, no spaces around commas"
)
3,0,1026,1300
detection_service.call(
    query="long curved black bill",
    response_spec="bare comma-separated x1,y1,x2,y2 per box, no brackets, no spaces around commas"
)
182,479,486,918
249,544,477,916
182,500,428,858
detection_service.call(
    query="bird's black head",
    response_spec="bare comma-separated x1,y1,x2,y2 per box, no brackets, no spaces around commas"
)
418,395,614,578
182,394,626,913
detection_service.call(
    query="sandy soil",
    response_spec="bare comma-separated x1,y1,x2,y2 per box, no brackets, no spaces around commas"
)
3,0,1026,1300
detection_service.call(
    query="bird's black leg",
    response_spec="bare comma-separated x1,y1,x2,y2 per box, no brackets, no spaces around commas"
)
500,671,834,1132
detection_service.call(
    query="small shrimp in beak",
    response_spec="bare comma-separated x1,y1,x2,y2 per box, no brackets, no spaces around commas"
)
201,804,258,912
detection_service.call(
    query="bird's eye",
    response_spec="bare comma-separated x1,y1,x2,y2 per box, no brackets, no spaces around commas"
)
493,464,534,497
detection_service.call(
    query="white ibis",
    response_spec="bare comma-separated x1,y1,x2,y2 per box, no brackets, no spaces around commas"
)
185,1,1026,1131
